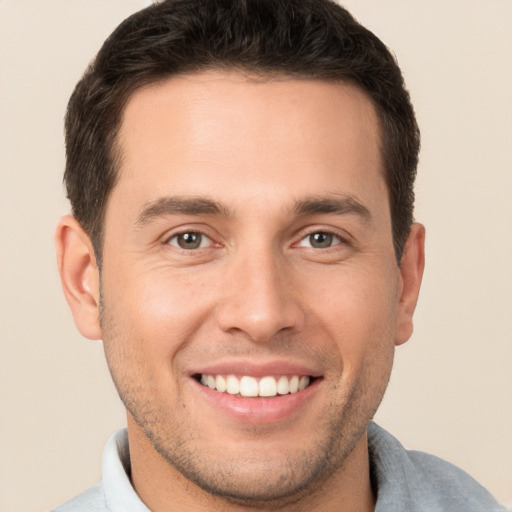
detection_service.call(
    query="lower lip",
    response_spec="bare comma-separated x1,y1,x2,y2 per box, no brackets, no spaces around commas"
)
192,378,321,425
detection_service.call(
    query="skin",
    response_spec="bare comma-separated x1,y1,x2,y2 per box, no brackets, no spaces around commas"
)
56,71,425,511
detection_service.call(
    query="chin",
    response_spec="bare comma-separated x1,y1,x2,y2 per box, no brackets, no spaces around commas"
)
144,411,368,507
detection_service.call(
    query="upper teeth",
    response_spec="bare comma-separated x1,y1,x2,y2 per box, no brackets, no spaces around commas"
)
200,374,310,397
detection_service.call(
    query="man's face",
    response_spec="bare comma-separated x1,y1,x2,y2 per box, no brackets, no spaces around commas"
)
98,72,413,502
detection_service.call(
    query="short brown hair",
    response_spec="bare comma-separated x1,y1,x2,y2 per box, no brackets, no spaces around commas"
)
65,0,420,265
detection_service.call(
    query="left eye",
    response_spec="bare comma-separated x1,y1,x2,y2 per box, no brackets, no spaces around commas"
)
297,232,342,249
167,232,212,250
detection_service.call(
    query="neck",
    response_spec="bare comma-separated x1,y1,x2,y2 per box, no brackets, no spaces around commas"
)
127,416,375,512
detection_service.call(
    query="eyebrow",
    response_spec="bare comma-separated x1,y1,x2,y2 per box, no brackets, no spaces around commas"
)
136,196,231,226
135,193,372,226
293,194,372,223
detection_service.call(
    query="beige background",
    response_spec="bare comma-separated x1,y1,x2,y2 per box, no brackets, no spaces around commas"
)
1,1,511,510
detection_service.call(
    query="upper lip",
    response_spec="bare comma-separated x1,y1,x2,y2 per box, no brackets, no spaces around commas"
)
189,358,323,378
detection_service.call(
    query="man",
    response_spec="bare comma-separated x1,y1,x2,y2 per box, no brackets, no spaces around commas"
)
53,0,505,510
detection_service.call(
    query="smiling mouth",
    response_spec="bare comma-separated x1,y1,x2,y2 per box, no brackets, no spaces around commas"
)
194,374,314,397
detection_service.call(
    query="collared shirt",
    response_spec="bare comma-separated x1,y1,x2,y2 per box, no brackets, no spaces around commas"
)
52,423,506,511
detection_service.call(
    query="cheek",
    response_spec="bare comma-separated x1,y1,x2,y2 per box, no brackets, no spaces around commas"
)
142,270,216,328
302,265,399,363
112,263,212,321
101,266,216,366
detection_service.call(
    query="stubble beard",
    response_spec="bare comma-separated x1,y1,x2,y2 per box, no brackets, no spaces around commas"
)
99,296,392,509
142,393,371,508
127,381,380,510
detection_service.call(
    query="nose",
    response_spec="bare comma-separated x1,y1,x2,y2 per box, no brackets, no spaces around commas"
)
215,249,305,342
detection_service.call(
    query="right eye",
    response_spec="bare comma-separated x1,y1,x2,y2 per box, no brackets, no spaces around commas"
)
166,232,213,250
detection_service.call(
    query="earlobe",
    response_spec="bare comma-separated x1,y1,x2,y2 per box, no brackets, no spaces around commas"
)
55,215,102,340
395,223,425,346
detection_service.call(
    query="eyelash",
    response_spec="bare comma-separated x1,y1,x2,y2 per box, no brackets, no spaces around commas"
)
164,228,347,252
294,229,346,250
165,230,215,250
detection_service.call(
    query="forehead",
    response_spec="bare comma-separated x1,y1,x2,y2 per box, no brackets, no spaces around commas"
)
112,71,385,218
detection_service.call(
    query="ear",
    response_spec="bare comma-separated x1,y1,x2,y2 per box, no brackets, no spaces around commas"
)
55,215,102,340
395,223,425,346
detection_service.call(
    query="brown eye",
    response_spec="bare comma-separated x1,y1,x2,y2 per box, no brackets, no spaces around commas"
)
168,232,210,250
